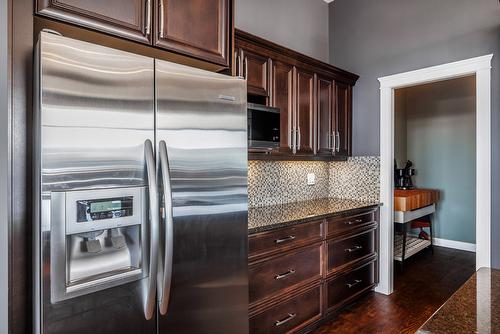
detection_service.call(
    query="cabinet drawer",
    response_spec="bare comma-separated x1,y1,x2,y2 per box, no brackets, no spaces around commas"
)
327,211,375,237
249,221,323,260
326,261,375,311
250,286,321,334
327,227,376,273
249,244,322,304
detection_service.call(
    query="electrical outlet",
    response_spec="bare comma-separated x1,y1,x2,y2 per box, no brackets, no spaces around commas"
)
307,173,316,185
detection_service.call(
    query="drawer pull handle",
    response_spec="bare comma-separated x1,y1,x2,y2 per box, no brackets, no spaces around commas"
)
275,235,296,244
275,269,296,280
345,219,363,225
275,313,297,326
346,279,362,288
345,245,363,253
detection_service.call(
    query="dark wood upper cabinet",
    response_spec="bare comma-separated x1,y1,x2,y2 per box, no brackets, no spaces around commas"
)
154,0,231,66
271,61,294,150
317,76,335,156
335,82,352,157
240,48,270,97
236,29,358,160
36,0,152,43
294,68,315,154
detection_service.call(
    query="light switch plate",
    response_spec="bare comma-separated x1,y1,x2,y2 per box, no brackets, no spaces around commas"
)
307,173,316,185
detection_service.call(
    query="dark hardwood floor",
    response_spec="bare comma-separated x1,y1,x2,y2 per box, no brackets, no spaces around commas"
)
314,246,476,334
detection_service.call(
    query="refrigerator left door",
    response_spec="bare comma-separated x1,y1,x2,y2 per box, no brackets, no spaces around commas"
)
34,32,157,334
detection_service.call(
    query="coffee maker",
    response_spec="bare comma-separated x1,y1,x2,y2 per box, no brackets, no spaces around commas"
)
395,160,416,190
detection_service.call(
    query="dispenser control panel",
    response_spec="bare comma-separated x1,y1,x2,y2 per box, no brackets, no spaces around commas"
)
76,196,133,222
64,187,144,235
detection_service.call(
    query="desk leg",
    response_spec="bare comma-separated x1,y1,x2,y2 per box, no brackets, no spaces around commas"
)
429,214,434,254
401,222,408,272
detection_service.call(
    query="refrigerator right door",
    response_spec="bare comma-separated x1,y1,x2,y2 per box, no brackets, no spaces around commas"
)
155,60,249,334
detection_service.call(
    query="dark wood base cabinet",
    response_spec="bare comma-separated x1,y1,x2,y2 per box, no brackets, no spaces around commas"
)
248,209,379,334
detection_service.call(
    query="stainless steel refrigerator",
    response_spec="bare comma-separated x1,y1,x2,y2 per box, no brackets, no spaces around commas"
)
33,31,248,334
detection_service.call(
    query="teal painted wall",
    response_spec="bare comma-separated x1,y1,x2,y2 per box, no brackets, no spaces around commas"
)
395,76,476,244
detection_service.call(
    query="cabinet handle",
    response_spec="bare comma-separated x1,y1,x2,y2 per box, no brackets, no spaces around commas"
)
275,269,296,280
297,126,301,151
275,235,296,244
346,279,362,289
345,219,363,225
331,131,336,154
159,0,165,38
145,0,151,35
275,313,297,327
345,245,363,253
336,131,340,152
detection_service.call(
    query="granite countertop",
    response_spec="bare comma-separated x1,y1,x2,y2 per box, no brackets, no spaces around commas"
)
248,197,381,234
418,267,500,334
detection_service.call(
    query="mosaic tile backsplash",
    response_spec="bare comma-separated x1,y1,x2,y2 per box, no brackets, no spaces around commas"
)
248,156,380,207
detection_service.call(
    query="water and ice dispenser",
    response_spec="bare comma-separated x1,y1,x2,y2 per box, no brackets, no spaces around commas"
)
50,187,148,303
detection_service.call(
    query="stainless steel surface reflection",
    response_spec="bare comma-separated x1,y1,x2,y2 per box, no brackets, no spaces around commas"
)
36,32,155,334
155,60,248,334
40,32,154,192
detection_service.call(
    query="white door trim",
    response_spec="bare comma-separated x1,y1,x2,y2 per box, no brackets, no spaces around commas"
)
376,54,493,295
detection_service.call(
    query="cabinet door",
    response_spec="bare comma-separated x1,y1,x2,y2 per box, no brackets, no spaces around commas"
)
271,61,294,151
317,76,335,156
36,0,152,43
154,0,231,66
241,49,270,97
295,68,315,154
335,82,352,156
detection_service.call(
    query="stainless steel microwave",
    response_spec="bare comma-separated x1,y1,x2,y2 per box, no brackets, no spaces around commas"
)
247,103,280,151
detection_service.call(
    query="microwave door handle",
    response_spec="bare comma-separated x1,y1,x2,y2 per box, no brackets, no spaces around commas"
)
144,139,159,320
158,140,174,315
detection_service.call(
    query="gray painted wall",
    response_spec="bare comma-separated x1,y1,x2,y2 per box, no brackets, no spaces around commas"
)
330,0,500,267
0,0,9,331
396,77,476,244
235,0,329,62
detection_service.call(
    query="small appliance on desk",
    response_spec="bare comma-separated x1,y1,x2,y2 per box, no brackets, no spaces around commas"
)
395,160,416,190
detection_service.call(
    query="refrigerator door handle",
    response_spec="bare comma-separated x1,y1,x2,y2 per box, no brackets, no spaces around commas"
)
158,140,174,315
144,139,159,320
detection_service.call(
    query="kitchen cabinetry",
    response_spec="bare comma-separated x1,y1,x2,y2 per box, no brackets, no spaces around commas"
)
316,76,335,156
271,61,294,151
36,0,232,67
248,208,379,333
294,68,315,155
335,82,352,157
235,30,358,160
237,47,271,97
36,0,152,43
154,0,231,66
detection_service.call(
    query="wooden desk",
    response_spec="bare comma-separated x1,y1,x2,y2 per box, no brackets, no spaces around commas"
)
394,189,439,269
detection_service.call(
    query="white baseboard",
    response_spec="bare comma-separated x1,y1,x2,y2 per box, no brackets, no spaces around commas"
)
407,234,476,252
432,237,476,252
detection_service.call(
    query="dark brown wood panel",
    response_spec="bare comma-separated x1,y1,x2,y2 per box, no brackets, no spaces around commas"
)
271,61,294,150
316,76,334,156
327,228,376,274
249,243,322,304
335,82,352,157
250,285,322,334
240,48,270,96
294,67,315,154
154,0,231,66
327,211,375,238
249,220,323,261
325,261,375,312
316,247,475,334
36,0,151,43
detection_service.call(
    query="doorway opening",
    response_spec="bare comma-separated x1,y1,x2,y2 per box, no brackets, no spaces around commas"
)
393,75,476,288
377,55,492,295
